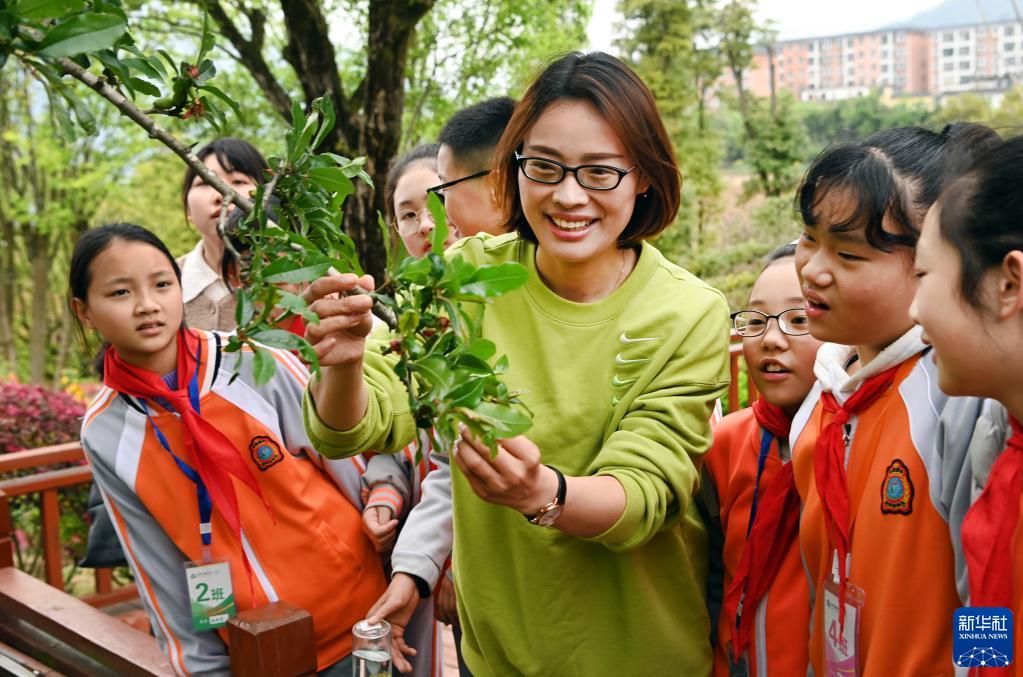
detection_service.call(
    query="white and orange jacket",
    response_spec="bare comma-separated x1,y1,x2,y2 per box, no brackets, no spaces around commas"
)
791,327,1006,676
81,330,387,675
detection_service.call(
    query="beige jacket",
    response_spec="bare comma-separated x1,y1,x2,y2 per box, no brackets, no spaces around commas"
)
178,240,236,332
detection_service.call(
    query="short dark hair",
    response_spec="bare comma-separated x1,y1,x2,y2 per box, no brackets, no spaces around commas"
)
937,134,1023,309
797,123,1000,252
384,143,439,225
181,138,269,216
68,223,183,374
493,52,680,246
764,242,798,267
438,97,516,173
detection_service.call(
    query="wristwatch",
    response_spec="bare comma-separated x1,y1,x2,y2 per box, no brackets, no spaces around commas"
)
525,465,566,526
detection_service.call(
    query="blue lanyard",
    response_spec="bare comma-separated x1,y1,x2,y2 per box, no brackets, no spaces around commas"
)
745,429,776,538
139,346,214,558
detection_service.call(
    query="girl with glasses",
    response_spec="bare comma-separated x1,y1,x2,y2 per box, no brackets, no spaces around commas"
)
703,243,821,677
302,51,730,675
385,144,460,259
909,136,1023,672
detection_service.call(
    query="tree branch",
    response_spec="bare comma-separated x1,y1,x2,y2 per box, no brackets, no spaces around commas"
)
201,0,294,123
50,55,254,214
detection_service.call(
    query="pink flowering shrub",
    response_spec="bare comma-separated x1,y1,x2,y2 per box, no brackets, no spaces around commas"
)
0,382,85,453
1,382,92,588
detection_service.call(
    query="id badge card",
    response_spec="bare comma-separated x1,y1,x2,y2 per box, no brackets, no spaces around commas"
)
185,560,235,631
823,574,865,677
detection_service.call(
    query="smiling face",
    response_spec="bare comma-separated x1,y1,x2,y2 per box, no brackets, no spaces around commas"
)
910,204,1003,397
795,187,918,365
743,258,823,415
185,154,260,240
73,240,183,374
392,162,458,259
518,99,648,270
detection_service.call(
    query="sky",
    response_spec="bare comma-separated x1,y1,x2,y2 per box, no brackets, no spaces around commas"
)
587,0,945,51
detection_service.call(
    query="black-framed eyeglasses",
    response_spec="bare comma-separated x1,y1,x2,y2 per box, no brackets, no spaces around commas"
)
514,152,636,191
731,308,811,337
426,170,491,203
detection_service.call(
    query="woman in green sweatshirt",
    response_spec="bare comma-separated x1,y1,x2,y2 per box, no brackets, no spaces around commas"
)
302,51,730,676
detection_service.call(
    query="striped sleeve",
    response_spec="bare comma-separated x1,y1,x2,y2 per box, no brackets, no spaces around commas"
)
82,434,230,676
362,452,414,519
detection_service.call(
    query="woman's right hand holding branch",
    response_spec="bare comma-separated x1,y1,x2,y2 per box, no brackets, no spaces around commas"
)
304,273,376,431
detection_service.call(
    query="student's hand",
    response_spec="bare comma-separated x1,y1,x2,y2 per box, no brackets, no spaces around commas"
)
367,573,421,674
361,505,399,552
434,575,458,626
302,273,376,367
453,428,560,515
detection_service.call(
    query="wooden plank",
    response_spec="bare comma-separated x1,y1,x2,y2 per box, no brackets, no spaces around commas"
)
82,584,139,608
0,567,171,676
0,466,93,498
0,490,12,569
41,491,63,589
228,601,317,677
0,443,84,473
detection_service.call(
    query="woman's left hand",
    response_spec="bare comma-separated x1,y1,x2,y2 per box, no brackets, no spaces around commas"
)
453,427,559,515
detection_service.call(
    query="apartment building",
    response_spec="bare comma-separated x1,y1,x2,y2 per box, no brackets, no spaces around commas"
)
726,18,1023,101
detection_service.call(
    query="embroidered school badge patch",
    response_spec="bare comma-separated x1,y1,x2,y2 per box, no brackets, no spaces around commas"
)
249,436,283,471
880,459,913,515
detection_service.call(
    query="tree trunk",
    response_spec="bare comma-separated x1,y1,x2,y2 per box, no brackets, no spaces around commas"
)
766,44,777,117
27,230,50,384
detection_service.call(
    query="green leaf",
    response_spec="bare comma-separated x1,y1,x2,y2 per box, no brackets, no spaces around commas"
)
459,262,529,298
426,192,448,256
251,346,275,385
14,0,83,20
127,77,161,97
448,377,484,408
251,328,308,352
198,84,241,117
414,355,456,396
460,402,532,438
311,96,335,149
38,13,127,58
494,355,509,375
145,53,167,77
122,56,161,79
398,309,419,334
194,58,216,83
63,90,96,134
308,167,354,198
262,261,333,284
461,339,496,361
235,288,255,327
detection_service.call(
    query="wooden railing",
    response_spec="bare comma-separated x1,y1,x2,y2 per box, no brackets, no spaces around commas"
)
0,441,134,606
727,330,758,413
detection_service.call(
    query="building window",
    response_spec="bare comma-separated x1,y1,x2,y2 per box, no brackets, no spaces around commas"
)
808,56,815,65
944,62,954,71
881,34,889,44
943,47,954,57
1006,42,1016,51
881,63,889,72
960,30,970,40
959,46,970,55
1007,55,1018,65
1006,26,1015,37
943,31,954,42
960,60,971,69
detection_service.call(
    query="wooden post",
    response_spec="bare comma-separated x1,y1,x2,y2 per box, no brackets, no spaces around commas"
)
0,490,12,569
228,601,317,677
95,567,113,595
40,489,63,589
728,350,741,413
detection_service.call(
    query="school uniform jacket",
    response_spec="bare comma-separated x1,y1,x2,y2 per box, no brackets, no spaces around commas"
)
704,408,810,677
790,327,1004,676
81,331,387,675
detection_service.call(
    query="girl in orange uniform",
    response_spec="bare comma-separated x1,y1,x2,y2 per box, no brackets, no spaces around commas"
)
790,124,1005,676
704,243,822,676
910,135,1023,674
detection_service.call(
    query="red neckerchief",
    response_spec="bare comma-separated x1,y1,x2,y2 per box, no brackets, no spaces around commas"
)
752,399,792,440
963,416,1023,607
279,314,306,338
815,365,899,629
102,328,271,567
723,401,798,655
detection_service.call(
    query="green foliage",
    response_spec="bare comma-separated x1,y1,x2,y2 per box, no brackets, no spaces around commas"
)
928,86,1023,130
739,91,809,199
799,91,932,152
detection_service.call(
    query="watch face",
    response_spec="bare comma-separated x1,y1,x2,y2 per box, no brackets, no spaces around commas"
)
536,505,563,527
